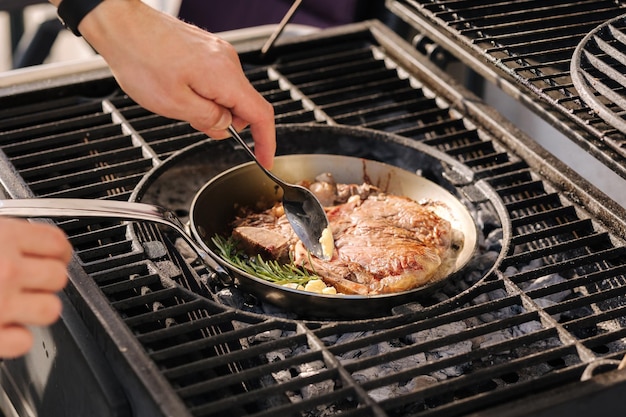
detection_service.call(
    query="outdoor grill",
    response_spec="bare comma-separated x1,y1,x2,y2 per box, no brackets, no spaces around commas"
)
2,2,626,417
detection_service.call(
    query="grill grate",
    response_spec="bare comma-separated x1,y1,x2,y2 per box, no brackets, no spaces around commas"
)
571,13,626,136
2,21,626,417
388,0,626,177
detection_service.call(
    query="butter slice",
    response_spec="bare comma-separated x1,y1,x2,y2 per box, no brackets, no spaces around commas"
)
319,226,334,260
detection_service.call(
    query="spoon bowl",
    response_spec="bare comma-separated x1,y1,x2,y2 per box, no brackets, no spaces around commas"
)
227,125,333,260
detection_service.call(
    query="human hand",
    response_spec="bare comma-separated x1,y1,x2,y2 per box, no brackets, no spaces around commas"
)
77,0,276,168
0,219,72,358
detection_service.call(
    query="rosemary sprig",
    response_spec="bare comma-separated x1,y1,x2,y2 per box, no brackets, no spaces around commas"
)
211,234,318,286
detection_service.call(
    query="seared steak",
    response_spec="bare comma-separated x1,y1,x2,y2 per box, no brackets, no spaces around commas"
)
230,177,462,295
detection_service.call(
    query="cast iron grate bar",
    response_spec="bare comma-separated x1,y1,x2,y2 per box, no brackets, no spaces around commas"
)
467,19,610,45
186,373,345,417
305,77,413,105
363,107,452,131
0,100,106,133
158,325,300,372
27,159,153,193
439,140,498,162
0,124,122,154
470,159,526,179
555,289,626,321
122,114,178,132
383,363,585,417
508,206,579,231
505,233,612,267
17,144,137,179
77,239,135,262
525,264,626,299
511,218,594,246
120,294,213,324
137,122,207,153
348,318,552,375
80,249,148,274
66,222,129,249
174,345,327,399
418,128,474,146
99,272,162,295
0,113,114,144
331,97,440,125
161,334,312,382
506,247,626,284
40,172,144,199
136,310,247,344
118,106,154,122
148,319,298,363
111,286,190,310
9,135,136,168
18,147,144,177
366,339,577,391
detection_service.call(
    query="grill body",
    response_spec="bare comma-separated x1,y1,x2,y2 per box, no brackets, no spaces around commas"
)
2,19,626,417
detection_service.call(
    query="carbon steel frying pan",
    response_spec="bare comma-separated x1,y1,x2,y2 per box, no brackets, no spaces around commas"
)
189,153,478,318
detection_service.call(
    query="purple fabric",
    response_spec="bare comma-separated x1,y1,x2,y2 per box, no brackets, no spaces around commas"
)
178,0,361,32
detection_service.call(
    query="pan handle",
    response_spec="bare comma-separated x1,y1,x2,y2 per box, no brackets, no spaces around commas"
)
0,198,232,284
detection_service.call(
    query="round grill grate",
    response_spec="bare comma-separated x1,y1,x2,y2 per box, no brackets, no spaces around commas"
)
571,13,626,135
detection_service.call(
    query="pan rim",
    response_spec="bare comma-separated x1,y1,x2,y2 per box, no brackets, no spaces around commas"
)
190,153,479,302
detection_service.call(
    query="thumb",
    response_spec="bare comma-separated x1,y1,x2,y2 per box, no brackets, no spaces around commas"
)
189,101,233,139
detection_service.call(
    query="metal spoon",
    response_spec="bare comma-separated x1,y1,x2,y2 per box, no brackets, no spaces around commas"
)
227,125,333,260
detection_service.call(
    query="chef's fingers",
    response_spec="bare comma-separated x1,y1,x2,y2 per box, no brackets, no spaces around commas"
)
187,96,233,137
186,54,276,168
247,117,276,170
0,292,62,326
0,325,33,359
187,94,275,169
226,84,276,169
0,218,73,262
0,257,68,293
199,117,256,145
231,117,250,130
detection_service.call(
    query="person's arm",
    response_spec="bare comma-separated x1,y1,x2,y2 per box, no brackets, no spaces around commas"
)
0,219,72,358
49,0,276,168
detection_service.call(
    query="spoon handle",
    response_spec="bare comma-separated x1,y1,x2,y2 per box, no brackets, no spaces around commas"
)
227,125,286,188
